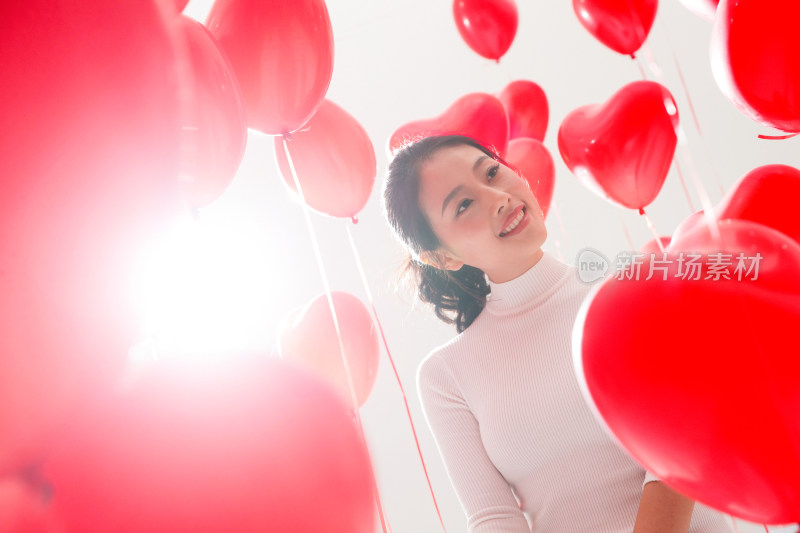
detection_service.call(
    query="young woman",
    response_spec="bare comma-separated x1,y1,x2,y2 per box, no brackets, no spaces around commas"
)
382,135,734,532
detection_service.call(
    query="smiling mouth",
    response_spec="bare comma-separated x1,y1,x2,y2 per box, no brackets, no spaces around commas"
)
500,207,526,237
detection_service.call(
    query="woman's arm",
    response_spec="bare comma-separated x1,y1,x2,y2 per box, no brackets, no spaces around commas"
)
418,354,531,532
633,481,695,533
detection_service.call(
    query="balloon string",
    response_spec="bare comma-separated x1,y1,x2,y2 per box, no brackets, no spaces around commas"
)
758,132,800,140
345,225,448,533
553,239,564,263
280,137,391,533
638,208,666,253
671,51,702,137
550,201,571,253
673,158,696,213
731,517,740,533
617,213,635,251
674,125,721,242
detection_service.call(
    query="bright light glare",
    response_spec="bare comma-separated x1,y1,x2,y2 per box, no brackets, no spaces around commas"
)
135,211,276,358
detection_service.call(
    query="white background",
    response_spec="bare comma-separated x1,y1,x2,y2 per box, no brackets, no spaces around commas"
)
178,1,799,531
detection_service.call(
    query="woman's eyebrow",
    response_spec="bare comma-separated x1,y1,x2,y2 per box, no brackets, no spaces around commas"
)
441,185,464,216
472,155,489,173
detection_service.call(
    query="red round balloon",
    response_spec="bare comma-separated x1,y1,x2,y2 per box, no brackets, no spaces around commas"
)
711,0,800,133
576,218,800,523
497,80,549,142
0,0,182,474
572,0,658,56
677,0,718,21
557,80,679,211
176,16,248,208
42,357,376,532
206,0,334,135
389,92,510,158
275,100,376,219
505,138,555,218
278,292,380,409
452,0,518,61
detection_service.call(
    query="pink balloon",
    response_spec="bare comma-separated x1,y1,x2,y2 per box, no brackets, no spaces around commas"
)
557,80,679,211
452,0,519,61
389,92,510,157
278,292,380,408
274,100,376,219
497,80,549,142
42,357,376,532
176,16,248,208
572,0,658,56
505,138,555,218
677,0,718,21
711,0,800,133
577,217,800,523
0,477,57,532
206,0,334,135
0,0,182,474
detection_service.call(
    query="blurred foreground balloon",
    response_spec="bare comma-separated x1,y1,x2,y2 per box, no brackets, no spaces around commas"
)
505,138,555,218
677,0,718,21
572,0,658,56
0,0,182,474
42,356,376,532
389,92,509,157
576,165,800,522
452,0,518,61
278,292,380,408
0,476,56,533
176,16,248,208
275,100,376,219
558,80,679,211
207,0,334,135
711,0,800,133
497,80,549,142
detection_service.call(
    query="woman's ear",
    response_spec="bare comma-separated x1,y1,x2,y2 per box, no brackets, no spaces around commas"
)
418,250,464,271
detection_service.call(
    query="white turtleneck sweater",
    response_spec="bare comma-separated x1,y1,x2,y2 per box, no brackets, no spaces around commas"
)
417,251,733,533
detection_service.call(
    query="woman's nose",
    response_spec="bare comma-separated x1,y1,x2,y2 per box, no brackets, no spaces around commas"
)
491,190,511,215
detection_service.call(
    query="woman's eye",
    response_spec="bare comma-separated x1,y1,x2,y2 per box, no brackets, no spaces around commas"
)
456,198,472,216
487,164,500,181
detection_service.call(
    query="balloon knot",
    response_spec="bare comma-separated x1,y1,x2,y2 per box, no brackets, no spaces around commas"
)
638,208,645,216
282,132,293,142
351,215,359,224
630,53,637,60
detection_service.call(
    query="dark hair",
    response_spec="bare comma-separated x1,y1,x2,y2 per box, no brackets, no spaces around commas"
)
382,135,499,333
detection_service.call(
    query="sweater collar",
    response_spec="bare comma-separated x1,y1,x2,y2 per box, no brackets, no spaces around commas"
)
486,251,572,312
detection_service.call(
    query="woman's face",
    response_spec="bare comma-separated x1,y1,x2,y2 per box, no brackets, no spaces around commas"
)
417,143,547,283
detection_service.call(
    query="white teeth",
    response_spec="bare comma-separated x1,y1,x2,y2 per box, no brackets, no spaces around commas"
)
500,208,525,236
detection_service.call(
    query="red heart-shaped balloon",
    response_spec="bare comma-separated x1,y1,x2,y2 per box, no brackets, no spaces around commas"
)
558,80,679,211
577,218,800,523
275,99,377,219
714,164,800,246
505,137,554,218
711,0,800,133
388,92,509,157
497,80,549,142
572,0,658,56
277,291,380,408
452,0,518,61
